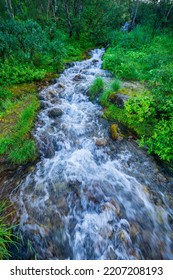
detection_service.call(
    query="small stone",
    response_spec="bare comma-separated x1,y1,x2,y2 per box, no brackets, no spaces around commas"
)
92,59,99,63
95,138,107,146
117,135,124,142
130,223,139,240
48,108,63,118
73,74,85,81
57,83,65,88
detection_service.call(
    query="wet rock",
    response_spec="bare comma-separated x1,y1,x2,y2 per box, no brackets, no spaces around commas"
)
109,93,129,108
92,59,99,63
95,138,107,147
54,84,65,95
56,197,68,215
39,133,55,158
48,108,63,118
167,179,173,188
40,101,49,109
120,219,130,233
111,200,121,216
65,62,75,68
108,247,117,260
73,74,85,81
38,95,45,101
57,83,65,88
101,200,121,216
68,180,81,197
117,229,131,247
130,223,140,241
156,173,167,185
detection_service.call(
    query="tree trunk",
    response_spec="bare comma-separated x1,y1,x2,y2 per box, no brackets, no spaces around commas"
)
64,0,73,37
163,1,173,27
5,0,14,18
131,0,139,28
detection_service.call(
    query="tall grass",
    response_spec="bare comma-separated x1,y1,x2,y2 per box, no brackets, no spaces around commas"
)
0,202,16,259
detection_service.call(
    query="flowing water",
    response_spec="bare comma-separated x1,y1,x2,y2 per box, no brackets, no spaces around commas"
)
11,49,173,260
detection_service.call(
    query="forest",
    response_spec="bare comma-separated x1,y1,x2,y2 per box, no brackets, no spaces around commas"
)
0,0,173,260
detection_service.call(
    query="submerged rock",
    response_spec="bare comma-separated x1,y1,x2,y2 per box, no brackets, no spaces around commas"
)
48,108,63,118
73,74,85,81
95,138,107,146
39,132,55,158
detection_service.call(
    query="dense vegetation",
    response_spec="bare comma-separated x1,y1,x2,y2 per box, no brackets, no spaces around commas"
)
102,27,173,162
0,0,173,258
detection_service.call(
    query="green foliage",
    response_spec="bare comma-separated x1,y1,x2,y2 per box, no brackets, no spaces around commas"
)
103,104,127,124
0,88,13,99
103,26,173,162
89,77,104,101
125,94,156,125
0,61,46,85
140,118,173,161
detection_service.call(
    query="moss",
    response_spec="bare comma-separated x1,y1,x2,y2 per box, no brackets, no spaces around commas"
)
110,124,120,140
9,83,37,97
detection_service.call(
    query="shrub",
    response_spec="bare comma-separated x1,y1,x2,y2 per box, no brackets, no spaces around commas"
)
125,94,156,125
140,118,173,161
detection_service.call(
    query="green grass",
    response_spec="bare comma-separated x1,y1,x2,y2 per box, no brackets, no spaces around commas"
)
89,77,104,101
0,95,39,164
0,202,16,259
111,79,121,91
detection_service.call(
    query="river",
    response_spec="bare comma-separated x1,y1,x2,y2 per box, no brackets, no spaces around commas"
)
10,49,173,260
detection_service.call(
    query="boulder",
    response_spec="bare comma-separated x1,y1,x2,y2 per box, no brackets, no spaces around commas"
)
48,108,63,118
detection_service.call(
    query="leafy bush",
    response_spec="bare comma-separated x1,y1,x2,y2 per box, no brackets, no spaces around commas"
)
140,118,173,161
125,94,156,125
0,60,46,85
